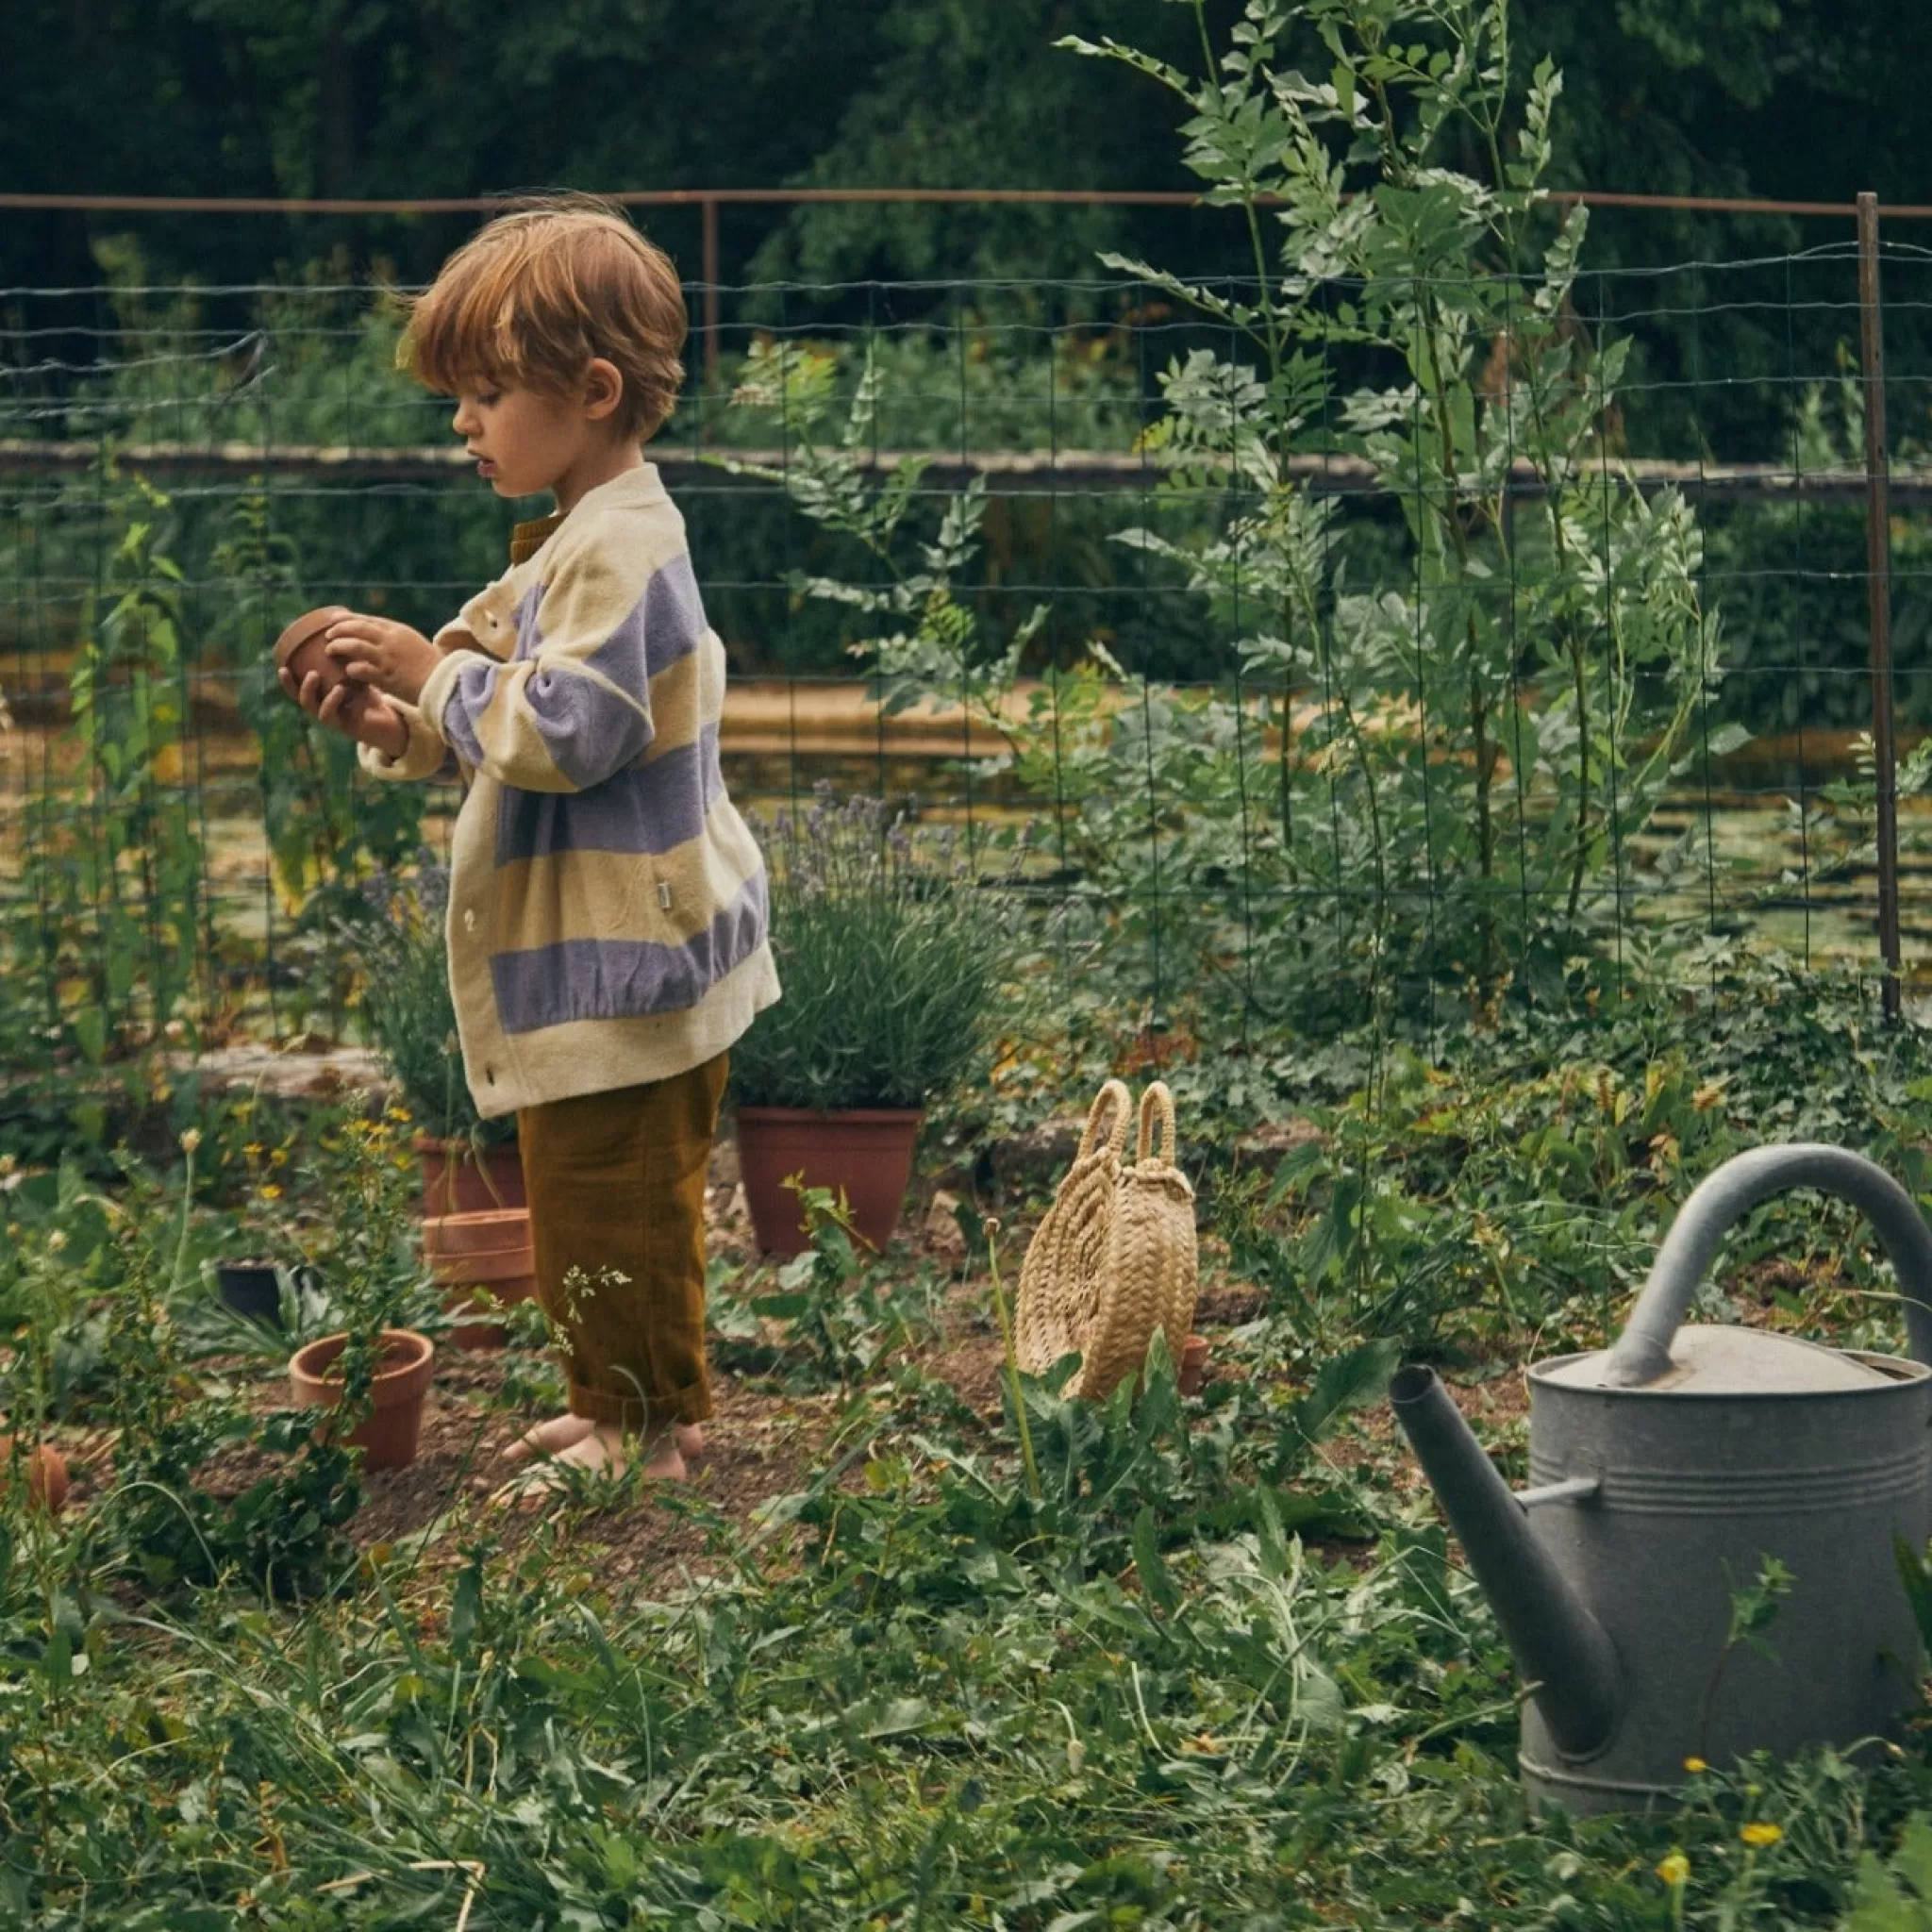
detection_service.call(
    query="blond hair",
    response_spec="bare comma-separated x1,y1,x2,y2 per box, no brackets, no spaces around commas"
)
400,196,687,441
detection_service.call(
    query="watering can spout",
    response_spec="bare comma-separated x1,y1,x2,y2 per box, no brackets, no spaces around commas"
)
1391,1365,1624,1761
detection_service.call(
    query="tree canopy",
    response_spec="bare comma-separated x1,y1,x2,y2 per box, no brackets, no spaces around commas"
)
4,0,1926,294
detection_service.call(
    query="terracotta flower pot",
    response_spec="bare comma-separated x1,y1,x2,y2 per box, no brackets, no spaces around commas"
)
416,1135,526,1216
422,1208,529,1257
0,1433,68,1512
288,1328,436,1470
734,1106,924,1257
273,604,365,723
432,1244,535,1284
425,1209,538,1349
1177,1333,1210,1398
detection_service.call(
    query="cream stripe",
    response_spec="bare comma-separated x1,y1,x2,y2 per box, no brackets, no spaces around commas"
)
490,802,766,955
639,634,726,760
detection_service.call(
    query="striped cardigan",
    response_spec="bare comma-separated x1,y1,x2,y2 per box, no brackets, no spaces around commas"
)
362,463,778,1119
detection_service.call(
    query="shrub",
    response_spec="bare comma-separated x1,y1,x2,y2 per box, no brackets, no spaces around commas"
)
732,789,1007,1111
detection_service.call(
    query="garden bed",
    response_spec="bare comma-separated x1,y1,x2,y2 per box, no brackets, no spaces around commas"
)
9,967,1932,1925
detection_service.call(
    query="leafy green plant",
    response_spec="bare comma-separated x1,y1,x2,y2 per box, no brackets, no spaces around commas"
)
712,1185,934,1395
1698,1554,1796,1759
6,460,206,1126
0,1135,367,1600
1848,1816,1932,1930
731,787,1009,1110
212,488,425,1036
288,1108,441,1398
348,860,511,1145
1059,0,1732,1013
735,0,1733,1040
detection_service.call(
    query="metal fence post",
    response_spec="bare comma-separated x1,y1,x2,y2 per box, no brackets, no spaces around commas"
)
1857,190,1904,1021
702,194,721,388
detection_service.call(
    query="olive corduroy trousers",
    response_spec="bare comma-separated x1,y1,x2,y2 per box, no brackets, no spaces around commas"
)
516,1051,727,1434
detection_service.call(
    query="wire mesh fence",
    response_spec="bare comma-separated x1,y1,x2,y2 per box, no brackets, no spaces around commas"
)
3,240,1929,1074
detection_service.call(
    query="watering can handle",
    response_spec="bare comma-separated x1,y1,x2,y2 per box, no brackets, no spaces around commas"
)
1603,1142,1932,1387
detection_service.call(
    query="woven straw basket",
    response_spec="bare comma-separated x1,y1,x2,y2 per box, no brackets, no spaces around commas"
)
1015,1080,1198,1401
1014,1080,1130,1384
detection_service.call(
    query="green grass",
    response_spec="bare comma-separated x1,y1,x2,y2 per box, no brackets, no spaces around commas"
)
8,962,1932,1925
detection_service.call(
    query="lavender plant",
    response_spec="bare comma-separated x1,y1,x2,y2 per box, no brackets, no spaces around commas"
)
732,788,1008,1111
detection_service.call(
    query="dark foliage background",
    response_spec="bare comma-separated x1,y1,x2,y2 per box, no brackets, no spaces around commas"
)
7,0,1926,293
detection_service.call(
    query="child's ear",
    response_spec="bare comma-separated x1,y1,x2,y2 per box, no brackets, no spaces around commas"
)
582,358,625,423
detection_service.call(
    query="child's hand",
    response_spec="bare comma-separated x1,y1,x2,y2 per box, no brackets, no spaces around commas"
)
325,615,441,705
278,662,410,760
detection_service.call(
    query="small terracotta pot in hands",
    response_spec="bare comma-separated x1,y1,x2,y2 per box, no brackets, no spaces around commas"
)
273,605,365,720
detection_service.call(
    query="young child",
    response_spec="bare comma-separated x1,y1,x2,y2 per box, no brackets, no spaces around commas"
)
281,197,779,1491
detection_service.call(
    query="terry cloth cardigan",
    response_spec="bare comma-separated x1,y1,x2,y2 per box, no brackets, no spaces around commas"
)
362,463,779,1119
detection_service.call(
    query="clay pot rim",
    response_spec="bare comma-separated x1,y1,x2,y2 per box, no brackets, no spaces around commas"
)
289,1326,434,1394
733,1105,926,1124
424,1208,528,1234
413,1131,520,1152
271,604,355,671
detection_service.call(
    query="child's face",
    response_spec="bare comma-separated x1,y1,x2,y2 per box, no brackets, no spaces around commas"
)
447,380,596,501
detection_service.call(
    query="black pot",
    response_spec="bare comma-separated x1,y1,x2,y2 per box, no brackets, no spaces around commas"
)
217,1262,284,1328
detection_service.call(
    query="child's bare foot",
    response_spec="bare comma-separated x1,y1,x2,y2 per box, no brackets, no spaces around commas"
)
501,1412,596,1465
502,1414,706,1466
491,1423,685,1507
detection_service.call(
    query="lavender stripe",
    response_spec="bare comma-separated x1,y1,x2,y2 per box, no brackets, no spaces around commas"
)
511,580,543,660
439,658,492,768
495,724,724,861
580,552,708,691
439,653,652,789
525,664,653,789
491,868,769,1035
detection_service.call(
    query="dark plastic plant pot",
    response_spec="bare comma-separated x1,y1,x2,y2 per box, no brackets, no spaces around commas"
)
288,1328,436,1471
416,1135,526,1216
217,1261,284,1328
734,1106,924,1257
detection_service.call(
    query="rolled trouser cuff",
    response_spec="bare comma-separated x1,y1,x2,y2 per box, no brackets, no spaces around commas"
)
568,1368,712,1433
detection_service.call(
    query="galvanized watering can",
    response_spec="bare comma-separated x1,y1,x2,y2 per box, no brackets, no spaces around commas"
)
1391,1143,1932,1813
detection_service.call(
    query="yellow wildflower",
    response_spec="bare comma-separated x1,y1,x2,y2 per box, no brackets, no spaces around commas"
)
268,1147,288,1168
178,1127,202,1156
242,1143,263,1161
1740,1822,1782,1848
1657,1852,1690,1888
258,1183,282,1201
1683,1757,1708,1774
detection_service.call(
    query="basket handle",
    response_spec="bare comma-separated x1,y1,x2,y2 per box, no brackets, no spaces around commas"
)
1136,1082,1177,1166
1077,1080,1134,1160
